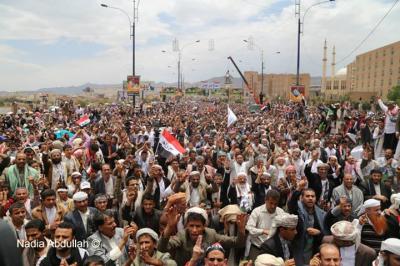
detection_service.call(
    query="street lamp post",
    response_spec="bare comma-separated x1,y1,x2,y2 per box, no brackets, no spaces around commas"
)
295,0,335,86
101,0,138,107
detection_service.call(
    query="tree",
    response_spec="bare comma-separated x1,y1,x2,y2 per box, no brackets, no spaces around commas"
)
387,85,400,102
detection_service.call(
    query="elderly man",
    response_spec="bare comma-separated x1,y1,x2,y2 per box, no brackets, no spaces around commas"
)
227,172,254,212
331,173,364,215
305,162,335,209
174,170,218,208
145,164,171,209
42,148,68,190
259,213,298,265
323,221,376,266
186,155,216,185
357,199,399,253
373,238,400,266
246,189,284,261
1,152,39,197
361,169,392,209
126,228,176,266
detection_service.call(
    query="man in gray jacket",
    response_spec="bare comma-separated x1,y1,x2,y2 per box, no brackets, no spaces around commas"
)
87,210,137,266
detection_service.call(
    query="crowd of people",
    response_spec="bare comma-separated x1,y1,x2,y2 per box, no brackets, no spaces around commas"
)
0,96,399,266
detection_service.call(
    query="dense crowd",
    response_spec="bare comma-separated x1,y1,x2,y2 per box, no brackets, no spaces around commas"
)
0,97,400,266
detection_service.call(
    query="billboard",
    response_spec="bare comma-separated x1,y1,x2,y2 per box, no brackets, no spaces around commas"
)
126,75,140,95
289,85,305,102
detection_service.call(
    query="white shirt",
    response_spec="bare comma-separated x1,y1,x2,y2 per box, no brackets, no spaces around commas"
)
189,187,200,207
373,183,381,195
45,207,56,225
340,245,356,266
79,208,90,232
104,177,114,198
246,205,285,247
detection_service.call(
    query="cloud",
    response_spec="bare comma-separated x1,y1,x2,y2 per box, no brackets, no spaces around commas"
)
0,0,399,91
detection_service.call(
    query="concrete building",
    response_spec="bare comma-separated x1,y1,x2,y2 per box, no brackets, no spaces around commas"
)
243,71,310,101
346,41,400,100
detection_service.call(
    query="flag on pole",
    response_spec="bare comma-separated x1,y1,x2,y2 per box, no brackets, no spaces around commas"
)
227,106,237,127
76,115,90,127
159,129,185,156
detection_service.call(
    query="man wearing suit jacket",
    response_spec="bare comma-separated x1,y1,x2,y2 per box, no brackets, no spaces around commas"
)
305,162,335,209
87,210,137,266
260,213,298,264
63,191,99,241
361,168,392,209
323,221,376,266
94,164,123,209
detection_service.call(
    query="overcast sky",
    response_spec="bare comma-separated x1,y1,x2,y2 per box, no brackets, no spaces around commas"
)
0,0,399,91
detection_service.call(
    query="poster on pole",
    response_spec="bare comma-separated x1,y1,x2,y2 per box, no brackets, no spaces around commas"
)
289,85,305,102
127,75,140,95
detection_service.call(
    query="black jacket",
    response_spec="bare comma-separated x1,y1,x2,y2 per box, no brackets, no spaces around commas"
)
260,232,293,260
63,207,99,241
361,180,392,209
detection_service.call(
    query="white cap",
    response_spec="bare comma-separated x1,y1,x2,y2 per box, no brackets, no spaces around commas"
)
71,171,82,177
381,238,400,256
73,191,88,201
358,199,381,216
57,188,68,193
80,181,91,190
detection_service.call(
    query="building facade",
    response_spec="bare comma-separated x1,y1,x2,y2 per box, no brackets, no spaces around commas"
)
346,41,400,100
243,71,310,101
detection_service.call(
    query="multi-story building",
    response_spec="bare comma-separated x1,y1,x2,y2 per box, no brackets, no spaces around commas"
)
243,71,310,101
346,41,400,100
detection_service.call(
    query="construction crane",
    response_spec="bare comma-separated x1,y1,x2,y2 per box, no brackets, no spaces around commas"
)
227,56,260,105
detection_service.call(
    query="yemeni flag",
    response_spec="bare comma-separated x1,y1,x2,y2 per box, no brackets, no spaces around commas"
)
76,115,90,127
158,129,185,157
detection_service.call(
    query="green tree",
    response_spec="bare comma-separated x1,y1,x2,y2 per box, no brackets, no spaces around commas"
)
387,85,400,102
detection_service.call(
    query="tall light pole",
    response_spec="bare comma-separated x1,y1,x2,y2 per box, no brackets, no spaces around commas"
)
101,0,139,107
163,40,200,92
243,39,264,104
295,0,335,86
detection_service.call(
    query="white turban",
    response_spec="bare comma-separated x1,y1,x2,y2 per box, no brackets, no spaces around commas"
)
381,238,400,256
376,238,400,266
331,220,360,248
255,254,284,266
72,191,88,202
390,193,400,210
136,228,159,243
184,207,208,225
358,199,380,216
267,213,298,239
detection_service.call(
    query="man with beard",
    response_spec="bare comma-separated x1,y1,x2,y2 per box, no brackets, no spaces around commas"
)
252,172,274,208
324,196,356,229
94,194,120,227
305,163,335,210
373,238,400,266
174,171,217,208
357,199,399,253
323,220,376,266
39,222,88,266
377,149,398,177
187,156,216,185
259,213,298,265
63,191,99,241
1,152,40,197
42,148,68,190
23,219,51,266
227,172,254,212
361,169,392,209
288,180,328,265
246,189,284,261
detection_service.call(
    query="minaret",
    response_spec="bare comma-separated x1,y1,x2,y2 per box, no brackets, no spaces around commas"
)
331,45,336,92
322,39,327,95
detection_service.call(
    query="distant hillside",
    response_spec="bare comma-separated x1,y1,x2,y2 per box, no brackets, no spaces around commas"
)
37,83,121,95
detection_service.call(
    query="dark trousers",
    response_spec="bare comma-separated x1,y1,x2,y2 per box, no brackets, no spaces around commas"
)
383,133,398,151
